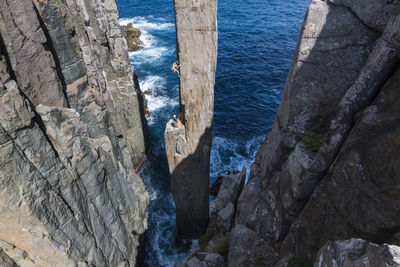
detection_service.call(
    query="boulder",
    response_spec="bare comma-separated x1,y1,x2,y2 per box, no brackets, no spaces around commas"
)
216,203,235,233
176,252,226,267
210,168,246,216
315,239,400,267
211,170,240,197
228,224,279,267
203,253,226,267
187,257,203,267
209,167,246,234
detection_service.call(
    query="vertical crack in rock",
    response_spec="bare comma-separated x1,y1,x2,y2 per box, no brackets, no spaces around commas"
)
165,0,218,238
32,3,70,108
0,33,61,159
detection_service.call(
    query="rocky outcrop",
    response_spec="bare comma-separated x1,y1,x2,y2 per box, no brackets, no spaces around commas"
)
208,168,246,235
0,0,148,265
231,0,400,265
175,168,245,267
279,66,400,261
315,239,400,267
0,248,17,267
175,252,226,267
165,0,218,238
121,24,144,52
228,224,279,267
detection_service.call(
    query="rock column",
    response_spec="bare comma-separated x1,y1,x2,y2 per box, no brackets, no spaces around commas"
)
165,0,218,238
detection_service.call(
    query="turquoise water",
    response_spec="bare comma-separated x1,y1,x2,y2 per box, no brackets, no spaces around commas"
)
117,0,310,265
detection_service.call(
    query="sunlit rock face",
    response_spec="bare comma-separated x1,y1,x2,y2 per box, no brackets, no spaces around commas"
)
164,0,218,238
0,0,149,265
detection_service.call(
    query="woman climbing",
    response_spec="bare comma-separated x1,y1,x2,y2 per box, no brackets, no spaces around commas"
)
171,61,181,78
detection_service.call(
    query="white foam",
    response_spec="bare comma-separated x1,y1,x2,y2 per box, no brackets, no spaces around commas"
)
210,135,264,184
140,75,165,92
121,16,174,63
139,75,178,124
147,95,178,112
129,46,171,64
120,16,174,30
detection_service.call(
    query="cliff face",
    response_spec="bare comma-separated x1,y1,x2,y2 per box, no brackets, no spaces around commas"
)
0,0,148,266
231,0,400,264
165,0,218,238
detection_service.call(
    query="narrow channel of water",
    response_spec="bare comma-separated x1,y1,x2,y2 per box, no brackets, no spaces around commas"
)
117,0,309,265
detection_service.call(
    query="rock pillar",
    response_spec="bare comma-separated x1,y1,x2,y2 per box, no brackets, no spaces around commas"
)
165,0,218,238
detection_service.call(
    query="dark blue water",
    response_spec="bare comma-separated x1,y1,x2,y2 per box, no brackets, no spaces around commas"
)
117,0,309,265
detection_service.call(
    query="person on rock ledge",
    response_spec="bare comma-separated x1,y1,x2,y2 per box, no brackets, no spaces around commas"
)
172,114,183,128
171,60,181,78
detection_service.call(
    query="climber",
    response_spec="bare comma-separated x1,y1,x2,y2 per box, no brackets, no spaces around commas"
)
171,61,181,78
172,114,183,128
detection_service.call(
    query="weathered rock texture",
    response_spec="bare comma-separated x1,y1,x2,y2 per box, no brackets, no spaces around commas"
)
230,0,400,265
121,24,144,52
175,168,246,267
208,168,246,235
0,0,149,265
228,224,279,267
174,252,226,267
315,239,400,267
165,0,218,238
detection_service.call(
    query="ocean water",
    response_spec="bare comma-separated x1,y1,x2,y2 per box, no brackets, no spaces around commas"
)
117,0,310,266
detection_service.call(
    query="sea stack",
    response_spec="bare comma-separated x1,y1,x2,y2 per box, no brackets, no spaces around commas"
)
164,0,218,238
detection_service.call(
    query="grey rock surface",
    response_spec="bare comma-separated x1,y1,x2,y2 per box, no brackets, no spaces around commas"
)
233,0,400,264
280,67,400,260
0,0,149,265
203,253,226,267
122,24,144,52
228,224,279,267
187,257,203,267
315,239,400,267
0,248,17,267
216,203,235,233
176,252,226,267
165,119,189,174
208,167,246,234
236,0,381,243
165,0,218,238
